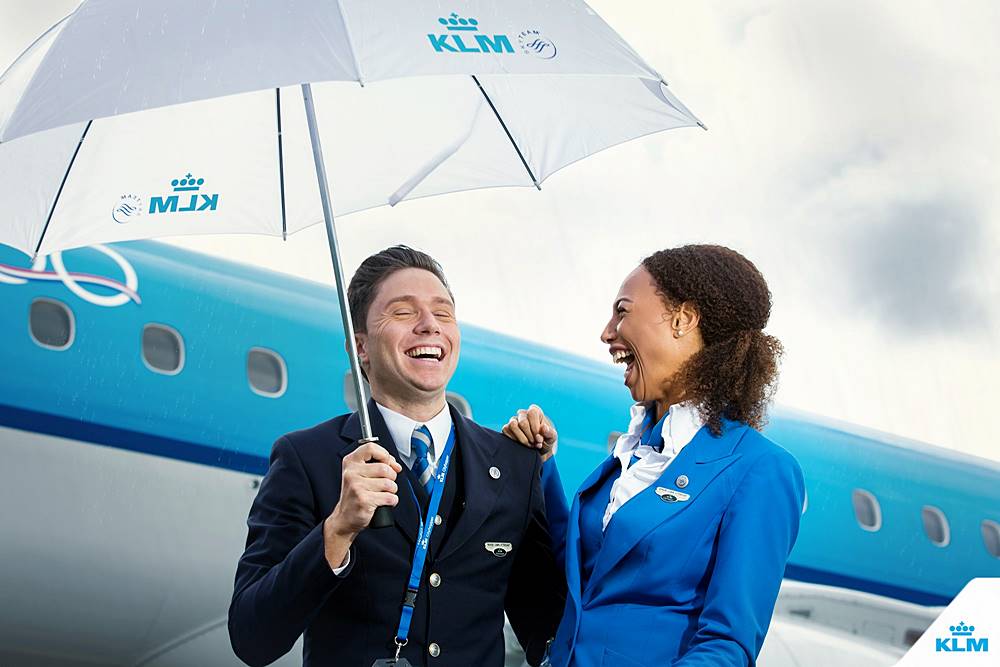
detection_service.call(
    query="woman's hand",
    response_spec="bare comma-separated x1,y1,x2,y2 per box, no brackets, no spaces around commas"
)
502,404,558,462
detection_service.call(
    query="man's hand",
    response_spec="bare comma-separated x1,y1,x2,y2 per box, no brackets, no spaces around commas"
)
323,442,402,570
502,404,558,462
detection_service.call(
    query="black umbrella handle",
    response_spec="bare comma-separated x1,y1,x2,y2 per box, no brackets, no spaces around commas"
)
370,505,394,529
358,436,395,529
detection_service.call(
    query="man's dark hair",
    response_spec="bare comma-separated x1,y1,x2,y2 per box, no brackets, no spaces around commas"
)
347,245,454,333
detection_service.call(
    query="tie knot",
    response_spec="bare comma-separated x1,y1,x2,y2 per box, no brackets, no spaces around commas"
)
412,424,432,456
410,425,435,493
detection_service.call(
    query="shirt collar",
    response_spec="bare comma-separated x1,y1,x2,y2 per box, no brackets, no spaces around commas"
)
375,401,453,463
613,401,705,458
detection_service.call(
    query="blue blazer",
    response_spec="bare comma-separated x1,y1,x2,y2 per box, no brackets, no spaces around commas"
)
542,419,805,667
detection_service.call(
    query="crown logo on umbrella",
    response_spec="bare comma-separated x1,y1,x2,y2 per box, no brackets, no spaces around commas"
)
438,13,479,31
171,173,204,192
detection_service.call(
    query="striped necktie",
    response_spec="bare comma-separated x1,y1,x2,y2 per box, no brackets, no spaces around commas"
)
410,424,435,493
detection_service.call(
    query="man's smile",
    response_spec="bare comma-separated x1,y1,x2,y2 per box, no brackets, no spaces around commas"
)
404,345,445,362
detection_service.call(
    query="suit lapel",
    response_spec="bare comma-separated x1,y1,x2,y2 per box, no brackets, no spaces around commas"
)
578,454,620,498
437,407,503,561
564,494,585,605
583,422,748,596
339,399,421,545
567,455,620,605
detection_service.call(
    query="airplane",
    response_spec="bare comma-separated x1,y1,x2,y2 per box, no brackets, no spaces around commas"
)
1,240,997,667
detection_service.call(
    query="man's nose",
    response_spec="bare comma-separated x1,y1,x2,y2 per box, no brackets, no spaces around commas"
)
414,308,441,334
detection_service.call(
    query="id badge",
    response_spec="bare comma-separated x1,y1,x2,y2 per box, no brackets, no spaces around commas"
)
372,660,413,667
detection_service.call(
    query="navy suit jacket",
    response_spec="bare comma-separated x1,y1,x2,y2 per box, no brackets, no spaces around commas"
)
542,419,805,667
229,399,565,667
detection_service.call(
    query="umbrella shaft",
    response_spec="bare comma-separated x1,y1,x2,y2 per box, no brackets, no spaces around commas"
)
301,83,372,439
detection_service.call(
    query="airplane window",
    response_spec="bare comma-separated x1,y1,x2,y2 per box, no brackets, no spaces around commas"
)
446,392,473,419
29,298,74,350
982,520,1000,559
851,489,882,532
921,506,950,547
608,431,623,452
904,628,925,647
142,324,184,375
247,348,287,398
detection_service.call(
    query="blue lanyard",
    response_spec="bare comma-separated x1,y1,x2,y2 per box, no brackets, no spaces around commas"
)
393,424,456,652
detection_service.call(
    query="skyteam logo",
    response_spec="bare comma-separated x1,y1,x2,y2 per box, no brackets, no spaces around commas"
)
428,13,514,54
936,621,989,653
517,30,557,59
113,194,143,224
148,173,220,215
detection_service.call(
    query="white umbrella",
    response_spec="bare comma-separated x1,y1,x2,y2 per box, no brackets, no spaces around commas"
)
0,0,702,472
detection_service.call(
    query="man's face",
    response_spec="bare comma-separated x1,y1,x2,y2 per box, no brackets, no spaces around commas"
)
356,268,460,405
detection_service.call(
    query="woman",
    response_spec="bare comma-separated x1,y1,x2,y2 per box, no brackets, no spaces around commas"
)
504,245,804,667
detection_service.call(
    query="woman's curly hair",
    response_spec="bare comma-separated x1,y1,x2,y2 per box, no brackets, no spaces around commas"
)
642,245,782,435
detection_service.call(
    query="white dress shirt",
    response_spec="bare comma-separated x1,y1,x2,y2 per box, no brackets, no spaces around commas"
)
602,402,705,530
375,401,453,472
331,402,453,574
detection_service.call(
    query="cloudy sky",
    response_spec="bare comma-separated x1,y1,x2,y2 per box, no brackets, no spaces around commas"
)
3,1,998,461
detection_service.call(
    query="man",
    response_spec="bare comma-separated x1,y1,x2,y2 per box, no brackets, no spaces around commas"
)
229,246,564,667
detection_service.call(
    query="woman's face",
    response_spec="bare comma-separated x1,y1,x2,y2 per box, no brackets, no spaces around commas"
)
601,265,701,405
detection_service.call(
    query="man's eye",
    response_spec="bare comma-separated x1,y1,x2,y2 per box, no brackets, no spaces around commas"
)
435,311,454,319
394,310,414,317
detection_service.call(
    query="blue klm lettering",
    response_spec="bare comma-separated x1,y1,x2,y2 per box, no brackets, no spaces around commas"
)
936,637,989,652
428,33,513,53
149,194,219,214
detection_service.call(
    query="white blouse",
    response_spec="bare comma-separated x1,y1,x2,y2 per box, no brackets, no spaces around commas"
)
602,402,705,530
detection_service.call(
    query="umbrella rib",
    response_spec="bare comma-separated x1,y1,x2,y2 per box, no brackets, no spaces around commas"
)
33,119,93,260
335,0,365,85
0,12,72,86
470,75,541,191
275,88,288,240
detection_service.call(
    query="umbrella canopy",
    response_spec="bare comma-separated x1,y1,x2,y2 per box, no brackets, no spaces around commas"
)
0,0,701,258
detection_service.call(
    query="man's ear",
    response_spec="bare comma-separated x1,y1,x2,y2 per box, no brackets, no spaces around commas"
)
350,332,369,369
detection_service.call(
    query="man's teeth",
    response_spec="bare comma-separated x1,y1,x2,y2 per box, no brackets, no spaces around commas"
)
612,350,635,364
406,346,443,360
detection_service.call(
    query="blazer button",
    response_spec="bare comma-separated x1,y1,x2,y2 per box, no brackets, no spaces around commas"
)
428,642,441,657
434,514,443,526
430,572,441,587
676,474,689,489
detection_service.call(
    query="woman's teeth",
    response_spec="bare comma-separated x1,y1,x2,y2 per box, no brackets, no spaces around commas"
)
612,350,636,384
613,350,635,364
